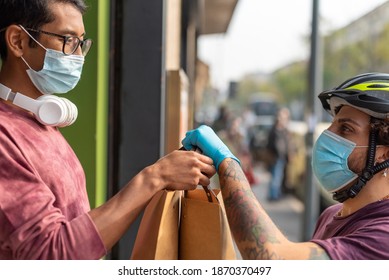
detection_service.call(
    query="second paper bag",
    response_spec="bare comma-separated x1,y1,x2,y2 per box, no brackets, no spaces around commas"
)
179,188,236,260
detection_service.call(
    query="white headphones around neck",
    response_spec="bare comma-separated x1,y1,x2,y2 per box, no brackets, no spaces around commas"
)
0,83,77,127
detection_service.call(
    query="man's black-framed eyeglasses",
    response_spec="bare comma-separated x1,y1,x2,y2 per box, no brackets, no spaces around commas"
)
24,28,93,56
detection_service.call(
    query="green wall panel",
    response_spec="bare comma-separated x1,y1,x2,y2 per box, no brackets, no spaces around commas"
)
61,0,109,208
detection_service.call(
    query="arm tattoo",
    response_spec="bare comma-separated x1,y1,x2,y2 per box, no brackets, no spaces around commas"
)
220,160,329,260
308,246,330,260
222,159,247,183
220,160,283,259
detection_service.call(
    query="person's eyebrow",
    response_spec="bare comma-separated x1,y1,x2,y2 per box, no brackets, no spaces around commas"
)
58,28,86,37
337,117,364,128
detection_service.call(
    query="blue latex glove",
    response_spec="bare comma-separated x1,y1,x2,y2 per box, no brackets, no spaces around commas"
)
181,125,240,171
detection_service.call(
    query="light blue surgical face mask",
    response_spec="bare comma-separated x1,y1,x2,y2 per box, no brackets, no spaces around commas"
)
20,26,84,95
312,129,364,192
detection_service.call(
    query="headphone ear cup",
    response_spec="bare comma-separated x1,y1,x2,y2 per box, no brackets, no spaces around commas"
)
36,95,67,126
36,95,77,127
61,98,78,127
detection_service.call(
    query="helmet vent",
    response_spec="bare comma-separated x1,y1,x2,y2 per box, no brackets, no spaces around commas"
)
367,84,388,88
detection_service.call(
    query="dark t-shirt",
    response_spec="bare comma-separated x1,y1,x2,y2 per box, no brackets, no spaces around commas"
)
267,126,289,160
311,199,389,260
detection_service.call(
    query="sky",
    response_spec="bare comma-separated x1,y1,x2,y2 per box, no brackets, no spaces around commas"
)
198,0,388,90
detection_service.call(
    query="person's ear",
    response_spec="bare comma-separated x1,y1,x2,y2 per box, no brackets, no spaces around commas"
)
376,146,389,163
4,25,28,58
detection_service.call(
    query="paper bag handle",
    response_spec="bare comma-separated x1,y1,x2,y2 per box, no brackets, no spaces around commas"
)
202,185,214,202
184,186,218,203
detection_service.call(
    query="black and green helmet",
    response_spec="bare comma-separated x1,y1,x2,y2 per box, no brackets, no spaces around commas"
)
318,72,389,119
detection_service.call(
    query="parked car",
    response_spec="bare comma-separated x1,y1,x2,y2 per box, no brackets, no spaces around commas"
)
247,95,279,163
248,120,274,163
249,96,279,118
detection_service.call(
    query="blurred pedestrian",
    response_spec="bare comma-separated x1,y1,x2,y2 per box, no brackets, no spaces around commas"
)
218,116,257,186
266,107,290,200
241,105,256,148
212,104,230,133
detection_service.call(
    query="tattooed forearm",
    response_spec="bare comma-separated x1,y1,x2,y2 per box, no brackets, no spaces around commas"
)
219,159,287,259
221,159,247,183
222,185,282,259
218,158,327,260
223,189,271,239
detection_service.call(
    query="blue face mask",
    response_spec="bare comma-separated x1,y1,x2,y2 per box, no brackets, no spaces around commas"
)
312,130,360,192
20,26,84,95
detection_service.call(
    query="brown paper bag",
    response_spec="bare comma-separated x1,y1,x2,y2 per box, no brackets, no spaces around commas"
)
179,188,237,260
130,190,181,260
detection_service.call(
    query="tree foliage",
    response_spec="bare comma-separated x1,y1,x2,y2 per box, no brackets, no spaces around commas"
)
224,23,389,117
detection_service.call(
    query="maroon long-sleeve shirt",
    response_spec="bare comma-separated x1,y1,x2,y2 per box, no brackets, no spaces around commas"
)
0,101,106,259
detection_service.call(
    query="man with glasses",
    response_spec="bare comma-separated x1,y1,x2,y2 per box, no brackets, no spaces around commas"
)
0,0,215,259
20,27,93,57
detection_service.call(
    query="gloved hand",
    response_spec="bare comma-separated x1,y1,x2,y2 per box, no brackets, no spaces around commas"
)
181,125,240,171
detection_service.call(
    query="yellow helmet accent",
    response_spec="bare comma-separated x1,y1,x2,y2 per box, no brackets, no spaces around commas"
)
345,82,389,91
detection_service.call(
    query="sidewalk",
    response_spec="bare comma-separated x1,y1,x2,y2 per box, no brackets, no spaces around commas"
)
250,164,304,242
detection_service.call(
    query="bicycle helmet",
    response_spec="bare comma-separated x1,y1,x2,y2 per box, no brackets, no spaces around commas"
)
317,73,389,202
318,72,389,119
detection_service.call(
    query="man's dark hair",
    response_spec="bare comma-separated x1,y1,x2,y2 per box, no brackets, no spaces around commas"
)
0,0,87,61
371,118,389,146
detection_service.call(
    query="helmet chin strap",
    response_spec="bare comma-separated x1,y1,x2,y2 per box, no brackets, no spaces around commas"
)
333,129,389,203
